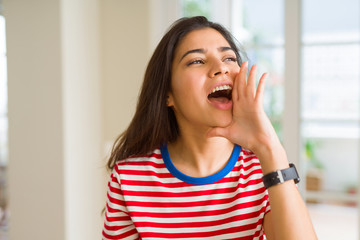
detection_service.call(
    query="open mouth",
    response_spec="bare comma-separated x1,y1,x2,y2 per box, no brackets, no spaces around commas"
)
208,85,233,102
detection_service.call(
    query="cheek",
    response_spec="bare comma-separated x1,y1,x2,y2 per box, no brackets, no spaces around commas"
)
172,72,203,98
230,65,241,77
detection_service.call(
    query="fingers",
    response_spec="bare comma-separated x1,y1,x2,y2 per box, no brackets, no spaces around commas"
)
235,61,248,100
236,62,264,100
247,64,257,98
256,72,268,103
233,61,268,111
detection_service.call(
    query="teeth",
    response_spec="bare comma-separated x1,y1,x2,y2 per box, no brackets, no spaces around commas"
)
211,85,232,94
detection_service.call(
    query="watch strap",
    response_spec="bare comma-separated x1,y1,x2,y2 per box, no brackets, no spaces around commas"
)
262,163,300,189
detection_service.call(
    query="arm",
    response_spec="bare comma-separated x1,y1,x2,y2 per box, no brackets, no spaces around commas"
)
208,61,317,240
103,167,139,240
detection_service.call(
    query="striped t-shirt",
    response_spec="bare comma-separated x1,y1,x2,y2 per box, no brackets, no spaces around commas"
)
102,144,270,240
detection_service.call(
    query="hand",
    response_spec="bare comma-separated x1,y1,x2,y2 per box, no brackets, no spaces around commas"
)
207,61,280,155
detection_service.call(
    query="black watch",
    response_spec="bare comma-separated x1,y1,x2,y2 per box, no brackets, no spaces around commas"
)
262,163,300,189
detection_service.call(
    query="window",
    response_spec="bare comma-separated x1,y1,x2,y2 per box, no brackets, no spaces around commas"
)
232,0,284,140
300,1,359,238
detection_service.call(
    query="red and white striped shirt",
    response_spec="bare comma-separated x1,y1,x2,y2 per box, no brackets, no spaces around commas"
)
103,145,270,240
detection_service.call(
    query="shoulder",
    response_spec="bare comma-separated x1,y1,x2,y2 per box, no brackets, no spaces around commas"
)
114,148,162,168
112,147,169,178
237,147,264,175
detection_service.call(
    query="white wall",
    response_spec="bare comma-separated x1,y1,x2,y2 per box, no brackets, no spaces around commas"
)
5,0,65,239
100,0,182,148
101,0,150,144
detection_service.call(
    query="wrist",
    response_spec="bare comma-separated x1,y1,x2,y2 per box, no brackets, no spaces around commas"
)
254,142,289,175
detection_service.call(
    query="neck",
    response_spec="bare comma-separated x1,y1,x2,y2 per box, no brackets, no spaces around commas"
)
167,127,234,178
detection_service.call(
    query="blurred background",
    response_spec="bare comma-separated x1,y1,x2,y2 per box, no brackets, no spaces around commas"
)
0,0,359,239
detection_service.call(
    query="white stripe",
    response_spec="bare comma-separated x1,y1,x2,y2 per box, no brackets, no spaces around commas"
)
135,216,262,234
107,201,128,212
121,180,237,192
115,166,263,185
121,180,263,194
127,195,266,214
129,200,268,223
105,211,127,218
103,225,138,239
117,174,182,183
121,188,265,204
104,219,133,227
119,164,171,173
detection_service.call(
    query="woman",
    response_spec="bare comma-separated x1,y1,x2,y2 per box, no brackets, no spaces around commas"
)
102,16,317,240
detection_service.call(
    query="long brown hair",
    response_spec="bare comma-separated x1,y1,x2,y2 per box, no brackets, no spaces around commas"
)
107,16,245,170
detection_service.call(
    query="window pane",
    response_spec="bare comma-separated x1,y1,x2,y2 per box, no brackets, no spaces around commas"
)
302,0,360,43
234,0,284,46
181,0,211,18
302,136,359,193
231,0,285,139
248,47,284,114
302,44,360,121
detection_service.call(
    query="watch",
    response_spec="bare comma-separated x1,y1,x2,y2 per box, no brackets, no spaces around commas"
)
262,163,300,189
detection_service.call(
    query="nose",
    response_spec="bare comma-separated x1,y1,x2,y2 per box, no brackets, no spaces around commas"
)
208,60,229,78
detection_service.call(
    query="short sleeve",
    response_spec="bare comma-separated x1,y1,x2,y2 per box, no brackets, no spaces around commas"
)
102,166,139,240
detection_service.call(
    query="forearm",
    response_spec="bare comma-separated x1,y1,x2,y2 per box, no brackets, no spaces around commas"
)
256,144,317,240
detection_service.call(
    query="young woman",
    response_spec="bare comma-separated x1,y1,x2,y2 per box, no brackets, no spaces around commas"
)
102,16,317,240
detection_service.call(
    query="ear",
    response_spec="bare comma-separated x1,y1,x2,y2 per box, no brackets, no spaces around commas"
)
167,92,175,107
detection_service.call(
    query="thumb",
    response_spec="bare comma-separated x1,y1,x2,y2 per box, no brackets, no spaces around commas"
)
207,127,229,139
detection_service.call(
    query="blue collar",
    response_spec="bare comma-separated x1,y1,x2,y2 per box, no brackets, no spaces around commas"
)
160,144,241,185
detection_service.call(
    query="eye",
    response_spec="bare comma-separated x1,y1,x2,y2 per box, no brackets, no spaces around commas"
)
187,59,205,66
224,57,237,62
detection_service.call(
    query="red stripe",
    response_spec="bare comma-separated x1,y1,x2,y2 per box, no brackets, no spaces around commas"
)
124,187,266,208
129,197,267,218
105,215,132,222
120,180,264,198
115,165,262,184
107,192,126,207
242,149,255,156
134,205,267,229
139,219,262,239
120,176,261,189
117,169,174,178
108,183,122,195
117,159,166,168
102,228,138,239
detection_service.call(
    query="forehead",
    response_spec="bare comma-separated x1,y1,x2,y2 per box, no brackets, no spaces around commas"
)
174,28,231,57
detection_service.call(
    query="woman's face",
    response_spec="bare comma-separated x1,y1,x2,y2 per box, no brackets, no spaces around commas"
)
169,27,240,132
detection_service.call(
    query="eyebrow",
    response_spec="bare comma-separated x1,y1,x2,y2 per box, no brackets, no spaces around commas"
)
179,46,235,62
